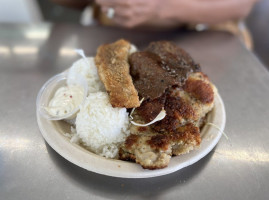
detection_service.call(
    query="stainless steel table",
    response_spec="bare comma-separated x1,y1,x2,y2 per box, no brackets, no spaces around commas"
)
1,24,269,200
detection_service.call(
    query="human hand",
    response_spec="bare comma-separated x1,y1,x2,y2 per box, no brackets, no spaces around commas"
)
95,0,180,29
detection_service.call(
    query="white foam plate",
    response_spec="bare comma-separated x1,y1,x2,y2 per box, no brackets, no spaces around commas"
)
37,93,225,178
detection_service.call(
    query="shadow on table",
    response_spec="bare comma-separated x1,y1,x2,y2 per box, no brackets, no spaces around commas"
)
46,142,215,199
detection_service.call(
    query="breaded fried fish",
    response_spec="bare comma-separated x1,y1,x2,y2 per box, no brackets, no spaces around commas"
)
95,39,140,108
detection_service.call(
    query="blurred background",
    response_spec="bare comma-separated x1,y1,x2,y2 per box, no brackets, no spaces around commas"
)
0,0,268,69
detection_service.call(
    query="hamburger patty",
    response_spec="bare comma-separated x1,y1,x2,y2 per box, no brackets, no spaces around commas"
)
129,41,200,100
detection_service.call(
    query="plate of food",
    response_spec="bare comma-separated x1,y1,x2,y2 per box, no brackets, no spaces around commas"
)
36,39,225,178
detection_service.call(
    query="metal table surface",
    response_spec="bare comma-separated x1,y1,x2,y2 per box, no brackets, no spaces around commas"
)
0,24,269,200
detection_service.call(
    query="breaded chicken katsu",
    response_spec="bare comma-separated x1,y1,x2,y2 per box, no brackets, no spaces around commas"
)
118,41,216,169
95,39,140,108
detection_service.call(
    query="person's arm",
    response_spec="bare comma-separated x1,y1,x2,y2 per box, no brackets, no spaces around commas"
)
172,0,259,24
51,0,93,10
95,0,258,28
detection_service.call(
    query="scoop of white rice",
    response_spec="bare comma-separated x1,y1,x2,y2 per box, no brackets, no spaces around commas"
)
75,92,130,158
67,57,105,93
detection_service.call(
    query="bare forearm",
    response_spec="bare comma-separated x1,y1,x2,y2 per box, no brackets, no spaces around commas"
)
172,0,258,24
95,0,258,29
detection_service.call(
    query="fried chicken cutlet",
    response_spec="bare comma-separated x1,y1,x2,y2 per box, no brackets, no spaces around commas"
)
119,72,215,169
119,123,201,169
95,39,140,108
119,41,216,169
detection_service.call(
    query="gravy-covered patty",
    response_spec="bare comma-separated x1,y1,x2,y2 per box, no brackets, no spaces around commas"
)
129,41,200,100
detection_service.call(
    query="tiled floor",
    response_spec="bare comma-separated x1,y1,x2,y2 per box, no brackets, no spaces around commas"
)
38,0,269,70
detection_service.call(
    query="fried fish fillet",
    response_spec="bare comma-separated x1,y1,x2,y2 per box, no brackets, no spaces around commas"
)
95,39,140,108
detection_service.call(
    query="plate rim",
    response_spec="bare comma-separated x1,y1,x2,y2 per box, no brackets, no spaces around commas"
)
37,93,226,178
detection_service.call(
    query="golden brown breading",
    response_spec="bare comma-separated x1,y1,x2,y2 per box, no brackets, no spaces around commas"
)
134,72,215,132
95,39,140,108
119,124,201,169
119,71,216,169
183,72,214,104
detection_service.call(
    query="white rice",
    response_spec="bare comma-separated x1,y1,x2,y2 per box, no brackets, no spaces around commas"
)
65,55,133,158
67,57,105,93
75,92,130,158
